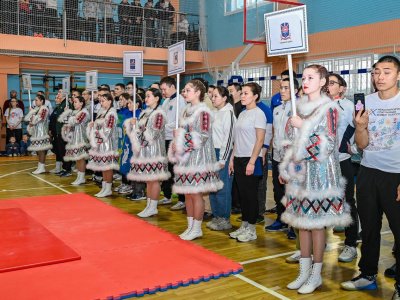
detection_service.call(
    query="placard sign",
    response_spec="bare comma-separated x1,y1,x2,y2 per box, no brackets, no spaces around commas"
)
85,70,98,91
62,76,70,96
22,74,32,90
264,5,308,56
168,40,186,76
123,51,143,77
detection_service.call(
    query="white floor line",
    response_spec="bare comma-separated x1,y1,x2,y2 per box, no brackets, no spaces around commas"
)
234,274,291,300
241,230,393,266
29,174,72,194
0,161,39,166
0,163,55,179
0,185,69,193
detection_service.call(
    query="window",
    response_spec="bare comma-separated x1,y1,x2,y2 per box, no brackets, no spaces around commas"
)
225,0,267,15
227,65,272,99
301,54,377,98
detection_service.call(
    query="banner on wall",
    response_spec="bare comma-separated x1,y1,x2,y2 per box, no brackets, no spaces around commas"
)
168,40,186,76
264,6,308,56
22,74,32,90
85,70,98,91
62,76,70,96
123,51,143,77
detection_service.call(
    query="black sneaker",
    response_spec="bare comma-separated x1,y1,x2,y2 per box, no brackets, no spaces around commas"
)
59,170,72,177
385,263,396,279
265,206,277,214
287,227,297,240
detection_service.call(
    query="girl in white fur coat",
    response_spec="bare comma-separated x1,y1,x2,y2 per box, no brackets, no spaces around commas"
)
58,96,90,185
279,65,351,294
127,88,170,218
24,94,52,174
86,93,119,197
169,80,223,241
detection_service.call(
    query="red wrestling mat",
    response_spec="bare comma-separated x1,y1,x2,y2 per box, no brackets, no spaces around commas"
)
0,193,242,299
0,208,81,273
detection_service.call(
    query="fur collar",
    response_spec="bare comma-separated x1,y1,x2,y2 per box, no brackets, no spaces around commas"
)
179,102,212,127
297,94,332,117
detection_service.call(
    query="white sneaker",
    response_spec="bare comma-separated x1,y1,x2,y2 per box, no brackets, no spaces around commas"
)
32,163,46,175
138,199,158,218
118,184,133,195
286,250,301,264
206,217,220,229
170,201,185,211
158,197,172,205
113,173,122,181
236,227,257,242
208,218,232,231
338,245,357,262
229,223,248,239
113,183,125,192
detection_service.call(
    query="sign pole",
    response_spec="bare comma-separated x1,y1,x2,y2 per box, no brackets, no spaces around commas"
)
28,89,32,108
175,73,180,129
287,54,297,117
90,90,94,122
133,76,137,119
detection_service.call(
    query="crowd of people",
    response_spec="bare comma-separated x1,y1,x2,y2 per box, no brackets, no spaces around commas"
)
0,0,194,48
2,54,400,298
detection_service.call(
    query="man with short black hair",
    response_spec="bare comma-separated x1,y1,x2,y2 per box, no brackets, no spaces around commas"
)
341,55,400,300
228,82,243,118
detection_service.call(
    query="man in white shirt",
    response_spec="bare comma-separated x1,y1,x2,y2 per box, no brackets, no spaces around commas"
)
341,55,400,300
328,74,359,263
160,76,187,209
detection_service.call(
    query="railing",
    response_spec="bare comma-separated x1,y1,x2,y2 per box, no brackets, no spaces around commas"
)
0,0,200,50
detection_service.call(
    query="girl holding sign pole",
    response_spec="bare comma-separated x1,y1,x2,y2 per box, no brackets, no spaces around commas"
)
279,65,351,294
168,80,223,241
87,93,119,197
24,94,52,174
127,88,170,217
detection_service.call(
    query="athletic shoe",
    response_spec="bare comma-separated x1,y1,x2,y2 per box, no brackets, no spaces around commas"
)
170,201,185,210
113,173,122,181
385,263,396,279
118,184,134,195
113,183,124,192
338,245,358,262
236,227,257,242
207,218,232,231
265,206,277,214
229,225,247,239
126,193,146,201
59,170,72,177
287,227,297,240
286,250,301,264
158,197,172,205
265,219,288,232
392,285,400,300
341,274,377,291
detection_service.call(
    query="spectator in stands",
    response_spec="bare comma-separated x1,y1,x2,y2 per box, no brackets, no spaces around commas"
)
19,0,31,36
176,13,189,42
144,0,156,47
6,136,20,156
132,0,143,46
118,0,132,45
83,0,99,42
4,98,24,144
65,0,79,40
100,0,116,43
45,0,58,38
3,90,24,115
155,0,175,47
32,0,46,37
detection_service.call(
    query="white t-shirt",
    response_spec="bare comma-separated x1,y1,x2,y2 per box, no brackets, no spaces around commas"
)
162,94,186,141
335,98,355,162
233,107,267,157
361,91,400,173
4,107,24,129
272,100,292,162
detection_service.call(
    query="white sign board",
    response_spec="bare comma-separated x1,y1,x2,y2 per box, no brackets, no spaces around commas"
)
264,5,308,56
22,74,32,90
86,70,98,91
62,76,70,96
123,51,143,77
168,40,186,76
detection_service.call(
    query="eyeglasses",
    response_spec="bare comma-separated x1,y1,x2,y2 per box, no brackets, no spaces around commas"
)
328,80,340,86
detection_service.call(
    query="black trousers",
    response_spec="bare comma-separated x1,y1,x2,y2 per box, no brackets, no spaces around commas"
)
53,134,71,171
161,140,184,203
357,166,400,283
6,128,22,144
272,158,286,221
340,158,359,247
257,151,268,216
234,157,261,225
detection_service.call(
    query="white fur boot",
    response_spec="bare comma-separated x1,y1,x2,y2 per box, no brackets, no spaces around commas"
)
298,262,323,294
96,182,112,197
182,219,203,241
71,171,86,185
50,161,62,173
287,257,312,290
179,217,194,239
94,181,106,197
32,163,46,175
138,199,158,217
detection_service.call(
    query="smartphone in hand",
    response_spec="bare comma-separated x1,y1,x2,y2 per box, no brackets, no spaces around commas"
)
354,93,365,115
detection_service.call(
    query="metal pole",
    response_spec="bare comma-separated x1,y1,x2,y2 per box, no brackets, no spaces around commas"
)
17,2,20,36
63,0,67,47
104,5,107,43
28,90,32,108
175,73,180,129
287,54,297,117
91,90,94,122
133,76,137,119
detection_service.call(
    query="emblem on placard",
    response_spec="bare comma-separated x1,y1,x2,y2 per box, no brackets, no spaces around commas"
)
280,22,291,40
